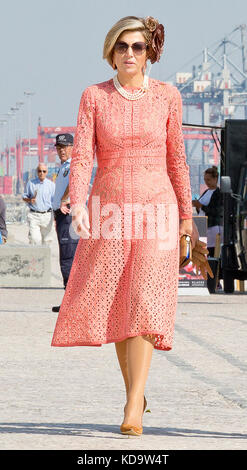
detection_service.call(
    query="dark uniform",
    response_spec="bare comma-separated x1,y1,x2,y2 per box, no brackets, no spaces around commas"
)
54,209,78,287
52,134,79,310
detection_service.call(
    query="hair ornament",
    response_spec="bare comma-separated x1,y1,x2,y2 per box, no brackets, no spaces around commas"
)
144,16,165,63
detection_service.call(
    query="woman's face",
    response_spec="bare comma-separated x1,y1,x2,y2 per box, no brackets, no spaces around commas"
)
112,30,147,78
204,173,217,189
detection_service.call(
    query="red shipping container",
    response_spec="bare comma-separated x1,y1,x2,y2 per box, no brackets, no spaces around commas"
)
3,176,12,194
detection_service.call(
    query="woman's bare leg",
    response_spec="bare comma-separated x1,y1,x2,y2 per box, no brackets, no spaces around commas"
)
122,335,155,427
115,338,129,400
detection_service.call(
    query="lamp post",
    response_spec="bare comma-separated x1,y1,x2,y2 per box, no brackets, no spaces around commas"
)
6,111,15,176
10,106,19,180
16,101,24,189
24,91,35,177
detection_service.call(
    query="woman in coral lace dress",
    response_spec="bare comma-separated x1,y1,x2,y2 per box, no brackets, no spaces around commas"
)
51,16,193,436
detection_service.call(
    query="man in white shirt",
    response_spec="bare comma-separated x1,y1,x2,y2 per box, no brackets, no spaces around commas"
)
22,163,55,244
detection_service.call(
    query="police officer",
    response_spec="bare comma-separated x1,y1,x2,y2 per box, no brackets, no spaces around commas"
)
52,133,79,312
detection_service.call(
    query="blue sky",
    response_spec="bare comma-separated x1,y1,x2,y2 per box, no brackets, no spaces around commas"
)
1,0,247,138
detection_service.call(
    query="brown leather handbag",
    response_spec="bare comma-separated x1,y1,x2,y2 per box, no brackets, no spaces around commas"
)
179,235,192,268
179,235,214,280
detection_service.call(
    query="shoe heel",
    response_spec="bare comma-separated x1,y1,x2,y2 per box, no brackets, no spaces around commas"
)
120,424,143,436
144,395,151,413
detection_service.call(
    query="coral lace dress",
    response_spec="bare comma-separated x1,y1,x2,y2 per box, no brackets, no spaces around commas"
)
51,77,192,351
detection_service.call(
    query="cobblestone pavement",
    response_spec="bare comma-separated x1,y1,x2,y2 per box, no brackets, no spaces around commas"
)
0,224,246,451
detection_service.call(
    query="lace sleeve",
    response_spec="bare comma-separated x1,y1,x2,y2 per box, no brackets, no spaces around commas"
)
166,86,192,220
69,87,96,210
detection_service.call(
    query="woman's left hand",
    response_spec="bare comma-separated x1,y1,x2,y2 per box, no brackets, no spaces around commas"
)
179,218,192,238
179,218,198,249
191,219,199,249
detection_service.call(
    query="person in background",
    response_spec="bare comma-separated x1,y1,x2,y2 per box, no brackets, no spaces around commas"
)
22,163,55,245
0,195,8,244
192,166,223,257
193,166,223,290
52,133,79,313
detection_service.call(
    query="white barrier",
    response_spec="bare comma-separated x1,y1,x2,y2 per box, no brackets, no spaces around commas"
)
0,245,51,287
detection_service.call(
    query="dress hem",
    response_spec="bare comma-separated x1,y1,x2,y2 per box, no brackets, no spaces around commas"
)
51,331,172,351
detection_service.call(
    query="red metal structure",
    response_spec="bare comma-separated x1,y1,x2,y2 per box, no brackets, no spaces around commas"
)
37,125,76,163
0,124,220,195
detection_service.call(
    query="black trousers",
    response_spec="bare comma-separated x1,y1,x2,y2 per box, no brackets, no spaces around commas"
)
54,210,78,288
207,247,215,257
207,246,222,291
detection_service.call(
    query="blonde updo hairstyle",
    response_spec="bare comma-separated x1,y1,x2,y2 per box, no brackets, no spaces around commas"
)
103,16,165,69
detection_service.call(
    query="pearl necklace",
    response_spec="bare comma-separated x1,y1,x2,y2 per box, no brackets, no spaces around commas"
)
113,74,149,100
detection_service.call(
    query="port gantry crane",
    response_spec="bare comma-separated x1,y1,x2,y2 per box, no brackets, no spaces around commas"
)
164,25,247,196
167,24,247,125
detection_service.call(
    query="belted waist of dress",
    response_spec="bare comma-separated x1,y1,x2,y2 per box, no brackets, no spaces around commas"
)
97,153,166,169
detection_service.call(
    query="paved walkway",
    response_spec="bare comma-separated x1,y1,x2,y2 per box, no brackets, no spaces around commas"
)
0,224,246,450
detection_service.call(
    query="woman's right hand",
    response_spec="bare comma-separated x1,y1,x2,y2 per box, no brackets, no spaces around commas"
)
71,206,90,238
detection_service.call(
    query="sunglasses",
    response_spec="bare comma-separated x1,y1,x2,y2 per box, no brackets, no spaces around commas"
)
55,145,72,149
114,41,148,55
38,170,47,173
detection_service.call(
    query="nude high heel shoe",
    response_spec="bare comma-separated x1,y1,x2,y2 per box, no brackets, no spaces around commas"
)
120,396,147,436
120,423,143,436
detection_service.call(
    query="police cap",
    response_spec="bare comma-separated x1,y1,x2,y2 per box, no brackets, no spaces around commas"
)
55,133,74,146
